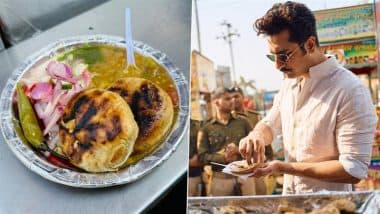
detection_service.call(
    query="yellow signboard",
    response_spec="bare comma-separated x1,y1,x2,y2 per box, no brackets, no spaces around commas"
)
191,51,216,93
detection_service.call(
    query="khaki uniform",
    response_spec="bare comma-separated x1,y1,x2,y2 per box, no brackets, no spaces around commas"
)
233,109,274,195
232,109,260,128
188,119,203,196
232,109,274,160
197,116,256,196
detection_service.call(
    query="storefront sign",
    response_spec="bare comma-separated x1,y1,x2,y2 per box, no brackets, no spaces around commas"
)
320,38,377,65
314,4,376,44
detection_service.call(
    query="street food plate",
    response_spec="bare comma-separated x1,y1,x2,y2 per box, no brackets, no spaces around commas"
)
229,161,265,174
0,35,189,188
222,160,265,178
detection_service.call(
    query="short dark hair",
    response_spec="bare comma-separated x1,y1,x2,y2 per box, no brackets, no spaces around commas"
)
254,1,319,46
211,87,229,100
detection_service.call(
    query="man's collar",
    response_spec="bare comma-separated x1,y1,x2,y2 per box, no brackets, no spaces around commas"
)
211,114,234,125
309,55,338,80
232,109,248,117
308,56,339,92
288,56,339,91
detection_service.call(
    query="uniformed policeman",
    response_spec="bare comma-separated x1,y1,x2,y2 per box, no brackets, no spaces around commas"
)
197,87,255,196
229,85,275,194
188,119,203,196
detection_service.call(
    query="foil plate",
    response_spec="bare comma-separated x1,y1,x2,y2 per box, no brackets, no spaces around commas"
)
0,35,189,188
188,190,380,214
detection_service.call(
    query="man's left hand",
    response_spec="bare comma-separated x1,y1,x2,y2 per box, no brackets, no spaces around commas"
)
250,160,283,178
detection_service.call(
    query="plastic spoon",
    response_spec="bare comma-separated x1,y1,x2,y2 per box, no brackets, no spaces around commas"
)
125,8,141,74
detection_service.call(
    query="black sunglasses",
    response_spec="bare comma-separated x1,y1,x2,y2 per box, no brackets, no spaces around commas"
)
266,43,304,63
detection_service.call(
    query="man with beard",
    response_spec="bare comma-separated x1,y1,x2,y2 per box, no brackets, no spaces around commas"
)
239,1,377,194
197,87,254,196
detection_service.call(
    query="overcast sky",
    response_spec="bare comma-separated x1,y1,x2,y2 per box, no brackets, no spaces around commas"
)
191,0,372,91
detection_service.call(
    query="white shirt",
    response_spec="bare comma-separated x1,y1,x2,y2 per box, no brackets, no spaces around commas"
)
263,57,377,194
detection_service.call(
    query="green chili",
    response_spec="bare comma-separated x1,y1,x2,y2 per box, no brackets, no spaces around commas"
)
16,83,44,149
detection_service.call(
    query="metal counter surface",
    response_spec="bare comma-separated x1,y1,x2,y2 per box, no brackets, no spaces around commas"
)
0,0,190,213
188,190,380,214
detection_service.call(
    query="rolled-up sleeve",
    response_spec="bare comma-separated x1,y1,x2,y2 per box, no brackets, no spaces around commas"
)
336,86,377,179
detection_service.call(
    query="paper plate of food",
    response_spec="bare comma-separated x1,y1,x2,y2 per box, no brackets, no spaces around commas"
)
222,160,265,178
0,35,189,187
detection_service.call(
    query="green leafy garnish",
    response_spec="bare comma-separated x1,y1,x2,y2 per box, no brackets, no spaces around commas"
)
57,45,102,64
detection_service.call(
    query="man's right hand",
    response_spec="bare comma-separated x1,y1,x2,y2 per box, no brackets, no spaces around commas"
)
239,131,266,164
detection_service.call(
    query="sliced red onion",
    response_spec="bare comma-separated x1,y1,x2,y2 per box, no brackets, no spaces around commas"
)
31,60,93,136
34,102,46,120
56,103,65,112
81,70,91,87
29,82,53,101
43,92,64,120
60,90,77,106
43,109,64,135
53,80,63,97
41,82,64,119
46,61,77,83
42,117,49,128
